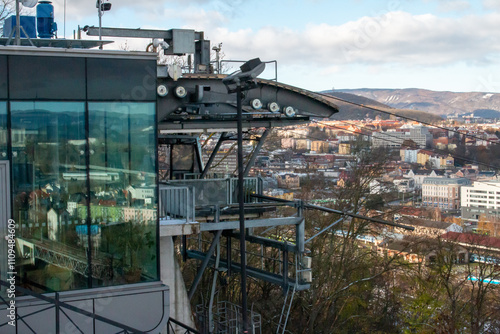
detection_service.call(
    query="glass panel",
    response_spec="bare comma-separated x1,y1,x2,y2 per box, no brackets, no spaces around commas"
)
11,101,88,293
0,56,7,99
87,58,156,101
9,56,85,100
0,102,6,160
88,102,158,286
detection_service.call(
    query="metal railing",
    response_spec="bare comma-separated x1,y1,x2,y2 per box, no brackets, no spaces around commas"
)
163,177,262,209
0,280,143,334
159,185,196,223
167,318,200,334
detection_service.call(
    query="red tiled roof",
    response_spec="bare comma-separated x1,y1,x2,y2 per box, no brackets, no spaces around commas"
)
398,207,425,218
441,232,500,249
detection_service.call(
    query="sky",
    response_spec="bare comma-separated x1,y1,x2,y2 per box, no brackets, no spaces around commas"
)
25,0,500,93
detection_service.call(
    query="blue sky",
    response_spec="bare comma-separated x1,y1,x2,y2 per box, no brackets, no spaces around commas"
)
41,0,500,93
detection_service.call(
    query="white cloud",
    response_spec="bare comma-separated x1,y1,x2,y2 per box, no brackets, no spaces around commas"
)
437,0,471,12
51,0,241,24
210,11,500,69
483,0,500,11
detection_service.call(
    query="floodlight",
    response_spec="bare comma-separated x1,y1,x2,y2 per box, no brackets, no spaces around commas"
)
101,2,112,11
222,58,265,93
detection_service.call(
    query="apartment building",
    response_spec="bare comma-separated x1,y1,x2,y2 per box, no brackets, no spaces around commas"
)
372,126,432,148
422,177,471,210
461,181,500,221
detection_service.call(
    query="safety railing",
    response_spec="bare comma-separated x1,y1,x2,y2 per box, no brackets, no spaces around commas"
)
159,185,196,223
162,177,262,209
167,318,200,334
0,280,143,334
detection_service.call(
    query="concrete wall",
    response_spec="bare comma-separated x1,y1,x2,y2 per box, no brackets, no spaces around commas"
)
160,236,196,332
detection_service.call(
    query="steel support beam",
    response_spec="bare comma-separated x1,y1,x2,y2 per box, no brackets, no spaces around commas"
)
243,128,270,177
200,217,304,231
186,250,311,291
86,27,203,40
195,137,205,174
225,232,298,253
200,132,226,179
188,230,222,300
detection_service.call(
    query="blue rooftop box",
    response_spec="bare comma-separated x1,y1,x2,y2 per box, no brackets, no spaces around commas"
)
2,15,37,38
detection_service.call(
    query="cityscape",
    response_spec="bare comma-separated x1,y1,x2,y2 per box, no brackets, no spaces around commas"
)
1,0,500,333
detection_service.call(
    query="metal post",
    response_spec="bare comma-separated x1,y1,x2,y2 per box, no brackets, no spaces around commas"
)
200,132,227,179
15,0,21,46
226,235,232,277
243,128,270,178
188,230,222,300
55,292,60,334
97,0,103,49
237,85,249,333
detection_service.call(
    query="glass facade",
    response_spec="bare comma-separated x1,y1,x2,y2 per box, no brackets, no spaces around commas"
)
88,102,157,286
0,102,6,160
1,52,159,294
11,102,89,291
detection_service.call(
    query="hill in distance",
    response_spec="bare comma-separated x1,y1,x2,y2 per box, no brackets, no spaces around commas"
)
320,90,443,123
332,88,500,117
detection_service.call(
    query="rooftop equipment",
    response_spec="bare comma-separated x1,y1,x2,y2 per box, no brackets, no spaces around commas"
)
37,1,57,38
2,16,36,38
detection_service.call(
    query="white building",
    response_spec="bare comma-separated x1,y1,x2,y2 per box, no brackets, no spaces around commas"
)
461,181,500,221
372,126,432,148
400,148,419,163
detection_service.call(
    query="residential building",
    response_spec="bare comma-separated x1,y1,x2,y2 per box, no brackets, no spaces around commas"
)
394,217,463,237
276,173,301,189
422,177,471,210
296,139,311,150
311,140,329,153
338,142,351,155
461,181,500,222
372,126,432,148
400,148,419,163
407,169,444,189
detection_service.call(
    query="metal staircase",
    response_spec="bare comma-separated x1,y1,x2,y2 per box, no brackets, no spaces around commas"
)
276,285,296,334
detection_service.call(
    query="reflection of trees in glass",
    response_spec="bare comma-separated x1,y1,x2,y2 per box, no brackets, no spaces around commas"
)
101,221,156,283
11,102,89,292
88,102,158,286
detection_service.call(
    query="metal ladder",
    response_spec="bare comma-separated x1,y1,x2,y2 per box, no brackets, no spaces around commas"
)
276,284,296,334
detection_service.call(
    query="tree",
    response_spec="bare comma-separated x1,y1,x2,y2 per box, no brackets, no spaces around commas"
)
0,0,16,35
398,234,500,333
0,0,30,36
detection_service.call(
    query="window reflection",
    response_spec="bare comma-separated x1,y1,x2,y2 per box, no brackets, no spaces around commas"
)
11,102,88,292
0,102,6,160
10,101,158,293
88,102,157,286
